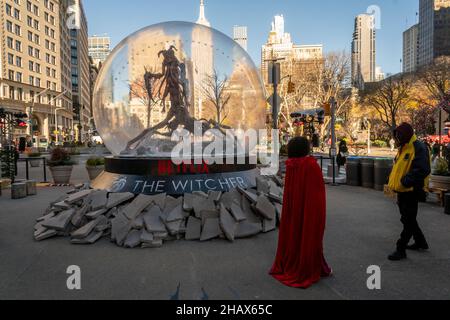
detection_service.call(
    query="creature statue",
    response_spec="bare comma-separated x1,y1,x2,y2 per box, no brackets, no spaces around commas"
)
123,46,211,154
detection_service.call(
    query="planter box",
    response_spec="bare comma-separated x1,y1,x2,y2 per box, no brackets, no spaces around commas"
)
86,165,104,181
429,175,450,190
50,166,73,184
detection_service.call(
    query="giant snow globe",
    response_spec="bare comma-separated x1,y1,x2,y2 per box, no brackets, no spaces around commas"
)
93,21,266,158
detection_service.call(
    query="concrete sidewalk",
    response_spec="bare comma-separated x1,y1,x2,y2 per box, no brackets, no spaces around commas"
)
0,185,449,300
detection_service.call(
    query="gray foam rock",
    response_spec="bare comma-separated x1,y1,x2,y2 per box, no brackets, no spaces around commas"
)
143,206,167,233
229,201,247,222
208,191,222,203
262,216,277,233
200,218,221,241
141,240,163,248
148,193,167,210
166,205,184,223
131,213,145,230
42,209,76,231
235,221,262,239
274,203,282,224
106,192,135,209
163,196,182,216
256,176,270,194
153,232,169,240
238,187,258,204
53,201,70,210
201,210,219,227
241,195,261,224
255,195,276,220
164,219,184,236
37,212,55,223
85,208,108,220
193,197,216,219
71,204,90,227
185,217,201,241
193,191,208,198
111,211,131,246
35,229,58,241
220,189,242,210
183,193,195,212
71,230,103,245
140,230,154,244
89,190,108,211
71,216,107,239
123,194,156,220
65,189,93,204
124,230,142,248
219,204,237,242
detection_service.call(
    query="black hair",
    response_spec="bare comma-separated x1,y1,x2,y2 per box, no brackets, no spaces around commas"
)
287,136,310,158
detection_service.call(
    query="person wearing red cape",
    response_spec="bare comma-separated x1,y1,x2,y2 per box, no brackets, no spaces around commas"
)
270,137,332,288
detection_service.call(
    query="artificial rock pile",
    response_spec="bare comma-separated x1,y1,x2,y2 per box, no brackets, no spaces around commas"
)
34,176,284,249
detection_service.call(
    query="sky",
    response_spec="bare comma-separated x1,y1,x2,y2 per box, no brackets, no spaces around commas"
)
84,0,419,75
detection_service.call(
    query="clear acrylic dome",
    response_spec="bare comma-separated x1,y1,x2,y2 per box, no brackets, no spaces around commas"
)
93,21,267,158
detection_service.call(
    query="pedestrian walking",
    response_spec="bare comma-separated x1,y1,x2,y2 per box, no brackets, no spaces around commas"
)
387,123,431,261
336,140,348,174
270,137,332,288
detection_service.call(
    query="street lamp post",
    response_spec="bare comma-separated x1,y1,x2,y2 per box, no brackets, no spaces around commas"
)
49,90,68,145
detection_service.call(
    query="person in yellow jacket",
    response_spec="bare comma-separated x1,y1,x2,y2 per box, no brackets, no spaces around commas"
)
388,123,431,261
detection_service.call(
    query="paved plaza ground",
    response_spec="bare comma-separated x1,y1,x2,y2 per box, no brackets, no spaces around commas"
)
1,182,449,300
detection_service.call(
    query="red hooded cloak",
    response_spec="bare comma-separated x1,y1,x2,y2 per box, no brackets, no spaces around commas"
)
270,156,332,288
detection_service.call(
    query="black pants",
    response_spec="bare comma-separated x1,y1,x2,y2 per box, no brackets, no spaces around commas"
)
396,192,427,252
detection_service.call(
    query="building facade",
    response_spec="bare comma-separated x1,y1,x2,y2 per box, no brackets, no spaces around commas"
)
418,0,450,67
0,0,75,145
403,24,419,73
233,25,247,51
88,34,110,68
261,15,323,110
70,0,90,143
351,14,376,87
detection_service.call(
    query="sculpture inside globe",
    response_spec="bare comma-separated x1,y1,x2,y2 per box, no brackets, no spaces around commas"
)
93,21,267,158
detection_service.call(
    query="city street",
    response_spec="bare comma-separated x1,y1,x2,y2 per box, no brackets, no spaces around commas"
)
1,185,449,300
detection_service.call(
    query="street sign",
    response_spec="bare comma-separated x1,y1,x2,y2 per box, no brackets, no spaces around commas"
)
330,148,337,157
267,93,282,107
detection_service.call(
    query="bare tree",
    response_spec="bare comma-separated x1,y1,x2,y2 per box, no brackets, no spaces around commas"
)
363,74,413,136
418,56,450,105
200,70,232,126
129,72,162,128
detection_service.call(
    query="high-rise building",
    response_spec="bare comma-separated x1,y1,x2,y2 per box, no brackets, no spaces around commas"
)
261,15,323,109
375,66,385,81
418,0,450,67
70,0,90,142
0,0,75,144
233,25,248,51
88,35,111,67
403,24,419,73
351,14,376,87
192,0,213,119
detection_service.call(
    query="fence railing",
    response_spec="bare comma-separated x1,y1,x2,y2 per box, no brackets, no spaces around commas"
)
17,158,49,183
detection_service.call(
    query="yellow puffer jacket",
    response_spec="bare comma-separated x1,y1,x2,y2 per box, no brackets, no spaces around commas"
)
388,135,431,193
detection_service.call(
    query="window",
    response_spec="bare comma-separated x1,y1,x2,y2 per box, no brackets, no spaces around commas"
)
33,5,38,16
15,40,22,52
18,88,23,100
9,70,14,80
35,49,40,59
27,16,32,26
29,76,34,85
7,37,13,49
28,45,33,56
6,4,12,16
33,20,39,30
14,24,21,36
8,53,14,65
9,86,15,99
27,1,32,12
6,20,13,32
34,34,39,44
52,69,56,78
14,9,20,20
16,56,22,67
35,63,41,73
28,31,33,41
29,61,34,71
35,78,41,87
46,67,51,76
16,72,22,82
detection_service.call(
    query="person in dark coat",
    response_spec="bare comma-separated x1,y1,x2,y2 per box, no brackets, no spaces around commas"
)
336,140,348,174
387,123,431,261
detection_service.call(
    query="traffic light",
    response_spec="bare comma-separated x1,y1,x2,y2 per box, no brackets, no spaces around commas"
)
287,81,296,94
323,103,331,116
